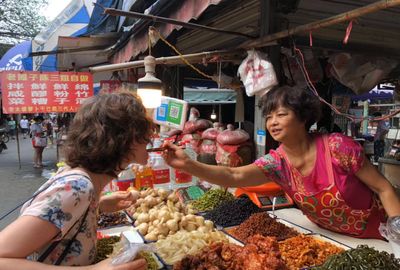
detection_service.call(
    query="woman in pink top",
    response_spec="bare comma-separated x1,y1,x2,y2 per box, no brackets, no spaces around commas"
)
163,86,400,239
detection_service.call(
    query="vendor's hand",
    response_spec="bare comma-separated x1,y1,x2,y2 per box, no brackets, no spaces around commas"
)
162,142,190,169
99,191,136,213
93,258,147,270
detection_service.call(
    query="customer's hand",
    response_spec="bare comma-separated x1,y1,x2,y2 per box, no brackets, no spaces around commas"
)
99,191,137,213
162,142,190,169
94,258,147,270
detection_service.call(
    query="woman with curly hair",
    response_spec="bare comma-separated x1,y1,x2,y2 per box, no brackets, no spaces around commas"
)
163,86,400,239
0,92,153,269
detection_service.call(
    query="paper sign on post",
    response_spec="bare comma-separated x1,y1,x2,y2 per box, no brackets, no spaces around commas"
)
256,130,266,146
153,96,188,130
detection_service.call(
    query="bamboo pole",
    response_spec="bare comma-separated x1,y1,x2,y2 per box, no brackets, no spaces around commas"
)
89,50,243,73
101,7,256,39
240,0,400,49
30,45,110,57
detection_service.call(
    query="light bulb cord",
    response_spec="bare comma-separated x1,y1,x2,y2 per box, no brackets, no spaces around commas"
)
150,26,214,80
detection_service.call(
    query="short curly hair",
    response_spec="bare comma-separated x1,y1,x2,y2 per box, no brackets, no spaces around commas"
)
261,86,322,130
64,91,154,177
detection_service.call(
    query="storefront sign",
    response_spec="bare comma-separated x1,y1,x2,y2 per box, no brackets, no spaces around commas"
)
99,80,122,94
153,96,188,130
1,71,93,114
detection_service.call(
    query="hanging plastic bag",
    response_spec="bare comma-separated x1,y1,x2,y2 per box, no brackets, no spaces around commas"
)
238,50,278,97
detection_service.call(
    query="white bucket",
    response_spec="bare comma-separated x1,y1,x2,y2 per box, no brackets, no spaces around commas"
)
389,239,400,258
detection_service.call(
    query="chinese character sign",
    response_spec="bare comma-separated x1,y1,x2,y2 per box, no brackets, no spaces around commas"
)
99,80,122,95
1,71,93,114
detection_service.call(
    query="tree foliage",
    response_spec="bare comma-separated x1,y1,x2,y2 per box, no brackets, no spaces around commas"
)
0,0,48,43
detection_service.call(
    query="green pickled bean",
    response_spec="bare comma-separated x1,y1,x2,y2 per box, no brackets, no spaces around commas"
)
313,245,400,270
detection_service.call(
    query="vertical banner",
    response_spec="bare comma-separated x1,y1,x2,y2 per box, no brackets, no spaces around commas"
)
1,71,93,114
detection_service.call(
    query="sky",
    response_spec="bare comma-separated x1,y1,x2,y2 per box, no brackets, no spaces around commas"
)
41,0,73,20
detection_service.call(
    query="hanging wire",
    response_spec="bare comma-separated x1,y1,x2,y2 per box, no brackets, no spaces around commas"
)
218,61,223,88
150,27,214,80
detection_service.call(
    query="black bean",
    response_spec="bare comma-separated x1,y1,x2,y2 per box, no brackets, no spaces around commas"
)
204,196,262,227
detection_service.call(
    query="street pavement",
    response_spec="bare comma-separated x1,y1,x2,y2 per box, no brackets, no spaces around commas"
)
0,136,57,230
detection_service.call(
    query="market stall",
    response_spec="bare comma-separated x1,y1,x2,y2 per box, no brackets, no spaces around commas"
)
93,186,399,270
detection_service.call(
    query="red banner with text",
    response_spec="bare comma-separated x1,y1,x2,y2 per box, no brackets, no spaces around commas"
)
1,71,93,114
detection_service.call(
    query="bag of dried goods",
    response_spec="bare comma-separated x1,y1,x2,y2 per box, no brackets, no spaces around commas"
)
216,124,252,167
198,123,222,165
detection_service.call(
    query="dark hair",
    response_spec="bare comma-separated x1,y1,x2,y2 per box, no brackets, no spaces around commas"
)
261,86,322,130
64,91,154,177
372,111,382,117
34,116,44,122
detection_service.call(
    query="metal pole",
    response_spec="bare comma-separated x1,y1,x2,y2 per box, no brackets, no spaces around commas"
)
15,117,21,169
240,0,400,49
89,50,242,73
102,7,256,39
362,100,369,136
29,45,109,57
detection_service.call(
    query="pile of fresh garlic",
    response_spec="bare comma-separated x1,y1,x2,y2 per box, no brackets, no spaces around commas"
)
127,188,214,241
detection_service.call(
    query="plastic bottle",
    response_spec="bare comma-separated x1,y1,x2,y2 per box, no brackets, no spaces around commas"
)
149,152,171,190
171,143,199,188
134,165,154,189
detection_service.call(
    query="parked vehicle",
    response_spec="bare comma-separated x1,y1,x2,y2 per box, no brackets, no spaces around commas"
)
0,128,10,143
0,136,7,153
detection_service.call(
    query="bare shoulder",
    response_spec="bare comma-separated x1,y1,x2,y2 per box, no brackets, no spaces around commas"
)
0,215,59,257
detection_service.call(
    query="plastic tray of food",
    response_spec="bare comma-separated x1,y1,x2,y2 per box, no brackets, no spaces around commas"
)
309,233,352,250
97,226,144,243
97,211,133,229
275,218,313,235
155,233,243,270
141,252,165,270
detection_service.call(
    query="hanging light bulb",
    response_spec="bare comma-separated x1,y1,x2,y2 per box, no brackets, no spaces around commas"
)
137,55,162,108
210,107,217,120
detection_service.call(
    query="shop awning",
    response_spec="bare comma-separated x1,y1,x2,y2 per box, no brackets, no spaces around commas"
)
56,36,118,71
30,0,94,71
111,0,223,64
0,41,32,71
183,87,236,104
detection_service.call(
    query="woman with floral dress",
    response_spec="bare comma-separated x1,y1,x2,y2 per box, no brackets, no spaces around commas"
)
163,86,400,239
0,92,152,269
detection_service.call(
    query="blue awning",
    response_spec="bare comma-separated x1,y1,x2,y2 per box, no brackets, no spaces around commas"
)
0,41,32,71
30,0,94,71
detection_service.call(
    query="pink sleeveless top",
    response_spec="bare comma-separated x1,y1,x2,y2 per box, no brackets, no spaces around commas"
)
254,133,373,210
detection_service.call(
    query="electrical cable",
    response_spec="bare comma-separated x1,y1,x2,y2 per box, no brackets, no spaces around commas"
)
150,26,214,80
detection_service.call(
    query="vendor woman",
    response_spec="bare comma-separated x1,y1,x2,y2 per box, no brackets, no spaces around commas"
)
163,86,400,239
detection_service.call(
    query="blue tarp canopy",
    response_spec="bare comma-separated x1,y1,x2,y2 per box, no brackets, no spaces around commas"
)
0,41,32,71
29,0,94,71
85,0,123,35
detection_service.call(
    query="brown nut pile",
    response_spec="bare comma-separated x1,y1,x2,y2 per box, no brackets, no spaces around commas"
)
229,212,299,242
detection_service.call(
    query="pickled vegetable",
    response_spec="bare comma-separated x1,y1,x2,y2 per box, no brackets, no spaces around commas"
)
313,245,400,270
95,236,121,263
191,188,234,211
